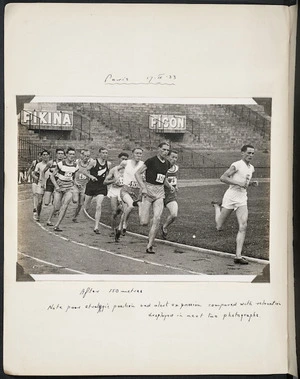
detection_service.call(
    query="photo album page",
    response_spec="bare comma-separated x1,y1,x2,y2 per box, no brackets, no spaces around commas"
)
4,2,297,376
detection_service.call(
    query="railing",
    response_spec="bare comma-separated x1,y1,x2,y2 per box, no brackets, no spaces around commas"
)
224,105,271,138
175,147,221,168
179,166,270,179
72,111,92,141
18,137,55,167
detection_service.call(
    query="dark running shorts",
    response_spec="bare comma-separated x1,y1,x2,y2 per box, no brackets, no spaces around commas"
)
85,183,107,197
164,190,177,206
45,177,55,192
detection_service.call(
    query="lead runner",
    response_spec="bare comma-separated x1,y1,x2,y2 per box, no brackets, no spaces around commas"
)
212,144,258,265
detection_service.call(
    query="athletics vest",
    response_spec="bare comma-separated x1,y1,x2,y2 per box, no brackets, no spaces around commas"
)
89,159,109,186
165,164,179,188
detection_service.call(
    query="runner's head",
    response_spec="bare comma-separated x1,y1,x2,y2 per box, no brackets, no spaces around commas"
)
168,150,178,166
158,142,170,159
99,147,108,161
37,152,42,162
80,149,85,160
82,149,91,164
66,147,76,162
41,150,50,163
132,147,143,162
55,148,65,161
241,144,255,163
118,152,129,163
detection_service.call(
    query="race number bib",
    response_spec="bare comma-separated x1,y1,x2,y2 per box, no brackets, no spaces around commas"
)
129,180,139,188
156,173,165,184
116,177,124,186
65,171,73,178
168,176,177,186
78,173,87,180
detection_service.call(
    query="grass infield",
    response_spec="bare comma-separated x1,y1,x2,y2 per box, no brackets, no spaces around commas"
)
90,182,270,261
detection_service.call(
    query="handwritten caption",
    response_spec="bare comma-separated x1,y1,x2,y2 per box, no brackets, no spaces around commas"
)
104,73,176,85
46,287,281,323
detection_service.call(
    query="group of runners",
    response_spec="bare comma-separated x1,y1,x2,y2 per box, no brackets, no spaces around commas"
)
26,142,258,262
27,142,180,254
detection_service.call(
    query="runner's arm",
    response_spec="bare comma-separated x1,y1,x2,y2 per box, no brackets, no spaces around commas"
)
220,165,246,188
31,166,40,182
135,164,147,193
103,168,116,185
249,179,259,187
50,167,60,190
80,159,97,181
164,178,175,193
43,160,52,174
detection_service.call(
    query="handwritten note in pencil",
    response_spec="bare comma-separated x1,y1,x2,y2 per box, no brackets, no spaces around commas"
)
46,286,281,322
104,74,176,85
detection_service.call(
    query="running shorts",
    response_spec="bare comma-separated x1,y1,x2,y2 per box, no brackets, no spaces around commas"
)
222,188,248,210
120,185,140,202
73,183,86,196
85,182,107,197
164,190,177,206
45,177,55,193
107,186,122,201
143,183,165,203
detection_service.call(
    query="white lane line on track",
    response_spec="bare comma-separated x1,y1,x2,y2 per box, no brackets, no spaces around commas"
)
18,252,86,274
83,209,269,265
34,221,206,276
19,198,205,275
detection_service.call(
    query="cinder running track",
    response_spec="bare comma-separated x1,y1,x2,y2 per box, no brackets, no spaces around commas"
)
17,184,269,281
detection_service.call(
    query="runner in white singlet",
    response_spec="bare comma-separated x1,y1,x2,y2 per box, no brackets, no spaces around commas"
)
212,144,258,265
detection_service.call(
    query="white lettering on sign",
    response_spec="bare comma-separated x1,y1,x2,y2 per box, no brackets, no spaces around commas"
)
149,115,186,133
21,110,73,128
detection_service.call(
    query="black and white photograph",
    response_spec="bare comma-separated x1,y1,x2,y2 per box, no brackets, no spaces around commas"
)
17,96,271,282
5,2,297,376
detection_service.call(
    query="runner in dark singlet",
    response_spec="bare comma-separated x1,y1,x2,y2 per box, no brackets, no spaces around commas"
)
161,150,179,240
135,142,175,254
82,147,111,234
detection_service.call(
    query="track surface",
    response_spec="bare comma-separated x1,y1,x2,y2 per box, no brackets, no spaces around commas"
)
17,183,269,281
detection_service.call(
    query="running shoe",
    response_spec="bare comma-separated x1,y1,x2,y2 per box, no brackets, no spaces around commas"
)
161,225,168,240
33,212,39,221
234,257,249,265
54,226,63,232
72,218,78,223
146,246,155,254
94,229,100,235
122,228,127,236
115,229,121,242
46,221,54,226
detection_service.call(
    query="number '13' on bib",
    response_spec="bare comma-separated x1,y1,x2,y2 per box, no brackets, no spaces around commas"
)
156,174,165,184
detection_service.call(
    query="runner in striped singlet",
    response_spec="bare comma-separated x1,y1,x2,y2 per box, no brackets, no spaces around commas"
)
50,147,78,232
72,149,91,223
